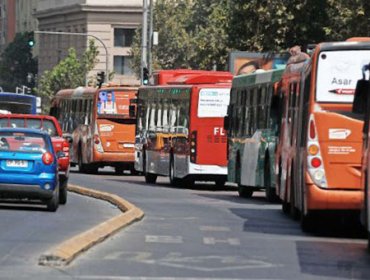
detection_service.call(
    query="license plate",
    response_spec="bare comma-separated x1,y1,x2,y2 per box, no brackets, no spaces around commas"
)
6,160,28,168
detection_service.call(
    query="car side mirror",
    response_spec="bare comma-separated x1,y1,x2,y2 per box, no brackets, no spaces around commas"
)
56,151,65,158
129,105,136,118
223,115,229,131
64,136,73,144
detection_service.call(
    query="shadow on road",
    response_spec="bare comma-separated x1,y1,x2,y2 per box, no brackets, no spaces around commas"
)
0,199,48,212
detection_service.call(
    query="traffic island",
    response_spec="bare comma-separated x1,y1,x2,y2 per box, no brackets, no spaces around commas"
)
38,184,144,267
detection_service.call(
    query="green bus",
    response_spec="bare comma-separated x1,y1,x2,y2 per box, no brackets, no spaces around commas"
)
225,69,284,201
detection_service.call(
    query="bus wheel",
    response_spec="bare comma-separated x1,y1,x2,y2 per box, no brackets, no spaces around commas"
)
301,212,314,232
215,178,226,188
145,173,157,184
78,149,86,173
289,168,299,220
169,157,181,186
282,201,290,214
86,164,98,174
238,185,253,198
115,166,124,175
264,159,279,202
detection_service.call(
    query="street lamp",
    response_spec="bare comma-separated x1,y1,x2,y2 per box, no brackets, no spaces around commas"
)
34,30,109,82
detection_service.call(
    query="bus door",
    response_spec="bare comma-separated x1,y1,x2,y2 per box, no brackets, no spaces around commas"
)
191,87,230,168
96,90,136,155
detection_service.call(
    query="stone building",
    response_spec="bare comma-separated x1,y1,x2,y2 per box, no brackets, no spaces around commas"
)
34,0,142,85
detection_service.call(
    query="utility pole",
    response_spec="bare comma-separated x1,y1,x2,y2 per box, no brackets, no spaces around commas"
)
148,0,154,76
141,0,149,85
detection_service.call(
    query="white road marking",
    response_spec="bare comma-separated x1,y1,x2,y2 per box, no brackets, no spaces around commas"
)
203,237,241,246
76,277,281,280
199,226,230,232
140,254,280,272
145,235,183,244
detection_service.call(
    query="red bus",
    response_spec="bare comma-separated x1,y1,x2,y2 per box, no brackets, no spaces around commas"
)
50,85,138,174
135,70,232,186
275,40,370,231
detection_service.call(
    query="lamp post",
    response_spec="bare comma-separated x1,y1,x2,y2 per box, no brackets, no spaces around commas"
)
34,30,109,82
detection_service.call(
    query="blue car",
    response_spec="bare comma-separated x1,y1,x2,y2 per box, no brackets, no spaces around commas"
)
0,128,60,211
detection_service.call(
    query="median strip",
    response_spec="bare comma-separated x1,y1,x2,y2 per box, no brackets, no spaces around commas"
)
38,183,144,267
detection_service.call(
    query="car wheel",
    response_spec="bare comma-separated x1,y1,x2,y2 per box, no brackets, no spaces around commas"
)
59,176,68,205
46,185,59,212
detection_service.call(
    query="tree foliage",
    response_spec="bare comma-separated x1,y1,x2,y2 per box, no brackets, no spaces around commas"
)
37,39,99,113
131,0,370,74
0,32,38,92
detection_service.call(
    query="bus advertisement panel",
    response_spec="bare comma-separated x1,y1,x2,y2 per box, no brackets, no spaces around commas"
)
135,70,232,187
225,69,284,201
0,92,39,114
50,86,138,174
276,40,370,231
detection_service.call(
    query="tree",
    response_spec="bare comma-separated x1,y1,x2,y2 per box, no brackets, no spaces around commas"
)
130,0,370,75
0,32,38,92
324,0,370,41
37,39,99,113
130,0,230,75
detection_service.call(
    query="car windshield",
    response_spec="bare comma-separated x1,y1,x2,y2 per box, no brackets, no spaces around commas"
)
0,132,48,153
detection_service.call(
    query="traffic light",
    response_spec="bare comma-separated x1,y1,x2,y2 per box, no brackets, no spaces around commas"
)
97,71,105,88
27,32,35,48
143,67,149,85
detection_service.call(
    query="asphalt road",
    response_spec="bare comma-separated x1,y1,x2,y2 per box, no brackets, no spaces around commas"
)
1,167,370,279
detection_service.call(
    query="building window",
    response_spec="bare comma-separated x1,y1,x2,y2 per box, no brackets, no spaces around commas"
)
114,28,135,47
114,56,133,75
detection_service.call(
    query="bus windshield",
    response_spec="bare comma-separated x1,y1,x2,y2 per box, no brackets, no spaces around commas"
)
97,90,134,118
316,50,370,104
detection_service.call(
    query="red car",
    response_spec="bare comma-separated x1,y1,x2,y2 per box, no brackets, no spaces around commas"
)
0,114,70,204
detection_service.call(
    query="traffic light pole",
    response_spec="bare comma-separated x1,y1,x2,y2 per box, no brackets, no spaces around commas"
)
34,30,108,82
141,0,149,85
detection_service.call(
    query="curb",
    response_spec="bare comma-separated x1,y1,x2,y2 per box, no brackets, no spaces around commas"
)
38,183,144,267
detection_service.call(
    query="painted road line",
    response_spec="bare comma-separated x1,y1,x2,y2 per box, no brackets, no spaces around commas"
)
38,184,144,267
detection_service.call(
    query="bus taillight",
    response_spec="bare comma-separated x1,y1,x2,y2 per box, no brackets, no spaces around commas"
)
62,141,69,156
307,115,327,188
309,119,316,140
311,157,322,168
190,131,197,163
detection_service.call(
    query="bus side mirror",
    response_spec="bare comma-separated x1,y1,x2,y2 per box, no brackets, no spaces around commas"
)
64,136,73,144
223,115,229,131
129,105,136,118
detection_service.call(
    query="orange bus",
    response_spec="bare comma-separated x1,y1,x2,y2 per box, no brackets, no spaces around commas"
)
50,85,138,174
135,70,232,186
275,40,370,231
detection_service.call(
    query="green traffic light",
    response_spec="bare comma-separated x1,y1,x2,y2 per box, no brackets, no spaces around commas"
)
28,40,34,47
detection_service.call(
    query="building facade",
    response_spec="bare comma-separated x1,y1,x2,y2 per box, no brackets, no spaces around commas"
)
35,0,142,85
0,0,15,51
15,0,38,34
